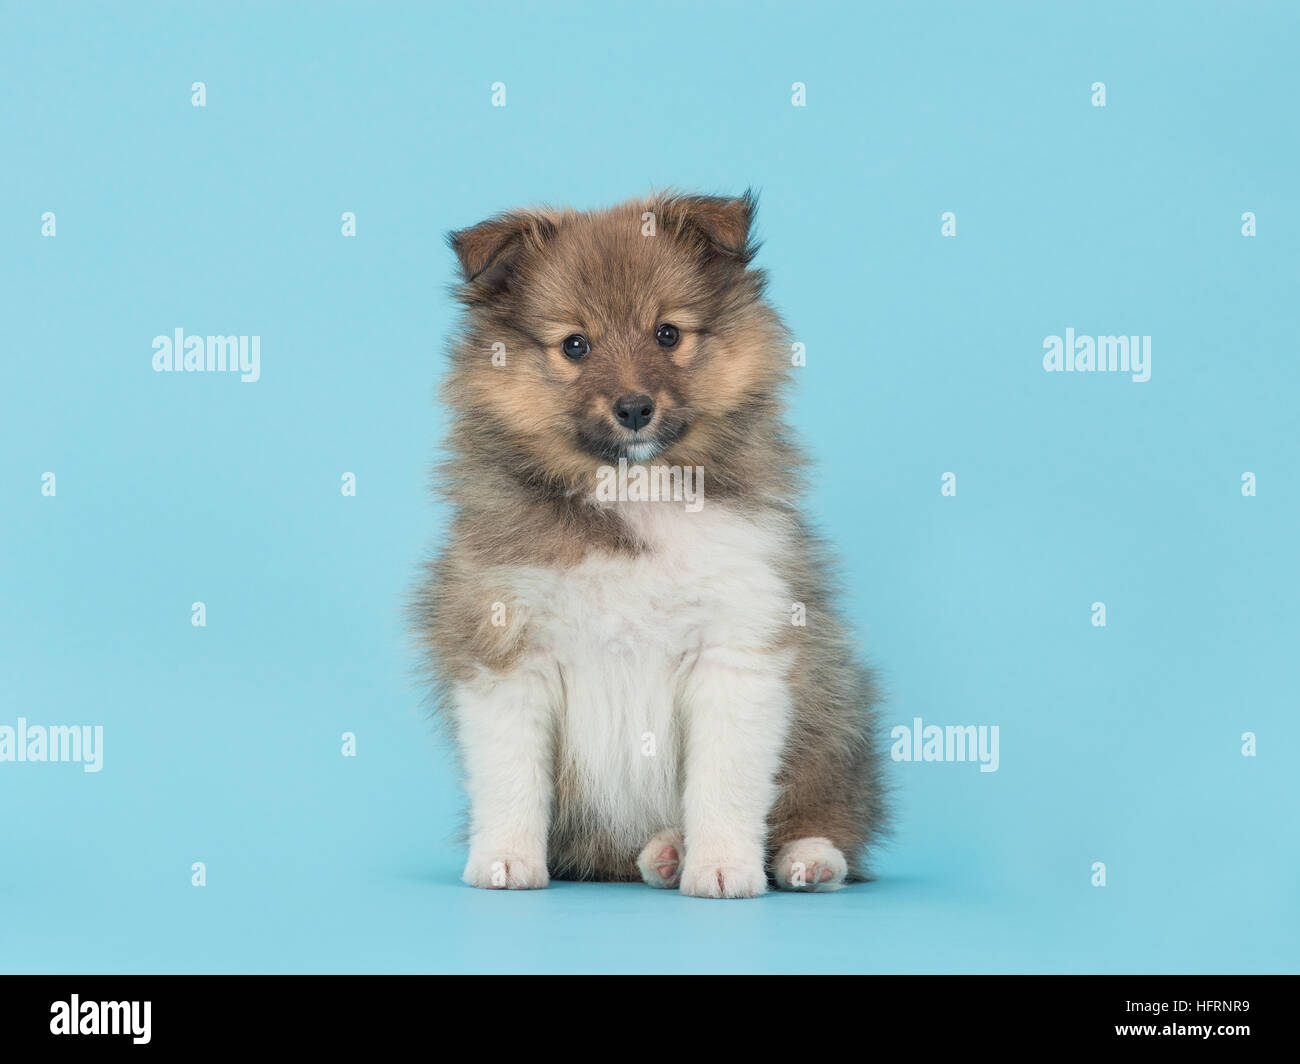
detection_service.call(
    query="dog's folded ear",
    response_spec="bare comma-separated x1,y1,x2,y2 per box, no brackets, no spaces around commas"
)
658,190,758,264
448,209,558,296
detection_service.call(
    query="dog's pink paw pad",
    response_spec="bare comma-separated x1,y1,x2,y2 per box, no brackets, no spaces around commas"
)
773,837,849,893
637,830,685,889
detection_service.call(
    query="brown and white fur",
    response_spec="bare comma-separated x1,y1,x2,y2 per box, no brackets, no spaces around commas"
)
414,191,886,898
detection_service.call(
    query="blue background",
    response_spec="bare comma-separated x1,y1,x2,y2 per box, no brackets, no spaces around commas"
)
1,0,1296,974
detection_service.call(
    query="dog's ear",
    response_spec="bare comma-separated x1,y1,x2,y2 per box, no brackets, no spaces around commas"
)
658,190,758,264
447,209,557,296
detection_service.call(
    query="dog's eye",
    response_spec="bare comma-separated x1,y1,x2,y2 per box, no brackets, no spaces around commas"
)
655,323,680,348
561,334,590,360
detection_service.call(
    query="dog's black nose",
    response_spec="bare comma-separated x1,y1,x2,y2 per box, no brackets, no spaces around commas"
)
613,393,655,431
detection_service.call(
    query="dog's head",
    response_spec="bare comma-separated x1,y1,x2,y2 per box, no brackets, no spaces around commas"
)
446,192,787,493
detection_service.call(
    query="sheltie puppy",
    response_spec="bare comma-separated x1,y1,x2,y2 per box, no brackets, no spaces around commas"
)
415,191,885,897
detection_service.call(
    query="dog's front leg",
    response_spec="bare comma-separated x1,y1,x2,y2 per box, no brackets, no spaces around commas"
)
454,667,555,889
678,646,793,898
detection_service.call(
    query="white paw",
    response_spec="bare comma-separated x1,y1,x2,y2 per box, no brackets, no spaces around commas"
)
772,837,848,892
636,828,685,889
679,848,767,899
462,850,550,890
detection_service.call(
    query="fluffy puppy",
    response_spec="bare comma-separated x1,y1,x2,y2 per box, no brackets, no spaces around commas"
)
415,191,885,897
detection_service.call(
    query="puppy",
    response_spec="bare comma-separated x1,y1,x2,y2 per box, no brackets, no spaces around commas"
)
415,192,885,897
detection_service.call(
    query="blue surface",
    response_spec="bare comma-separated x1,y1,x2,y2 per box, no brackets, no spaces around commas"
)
1,0,1296,973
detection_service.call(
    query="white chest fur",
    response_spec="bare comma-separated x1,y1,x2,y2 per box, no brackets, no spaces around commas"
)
509,501,792,847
